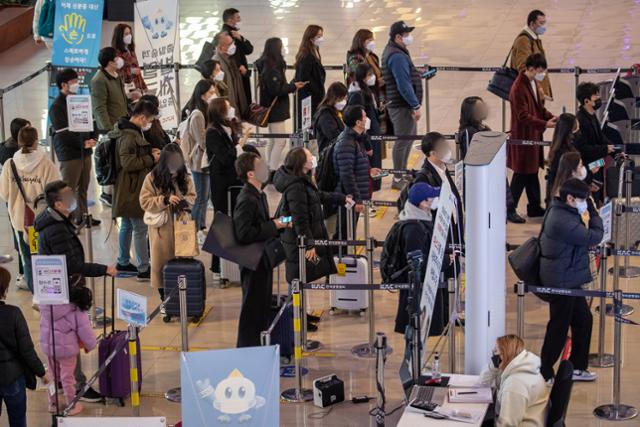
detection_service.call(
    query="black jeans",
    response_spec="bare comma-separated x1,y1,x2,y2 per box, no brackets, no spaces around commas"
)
510,172,542,211
237,266,273,347
540,295,593,380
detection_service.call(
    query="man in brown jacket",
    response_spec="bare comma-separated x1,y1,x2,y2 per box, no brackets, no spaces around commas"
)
213,31,248,119
510,10,553,101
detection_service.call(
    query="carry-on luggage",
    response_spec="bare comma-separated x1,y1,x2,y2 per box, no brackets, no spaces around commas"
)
329,205,369,315
98,276,142,405
268,295,294,358
162,257,207,323
220,186,242,286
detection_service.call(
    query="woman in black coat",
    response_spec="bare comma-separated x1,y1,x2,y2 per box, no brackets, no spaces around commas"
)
294,25,326,128
546,113,580,203
273,147,347,285
312,82,348,153
255,37,307,172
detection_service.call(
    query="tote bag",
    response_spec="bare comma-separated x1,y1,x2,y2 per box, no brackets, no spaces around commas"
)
174,212,199,257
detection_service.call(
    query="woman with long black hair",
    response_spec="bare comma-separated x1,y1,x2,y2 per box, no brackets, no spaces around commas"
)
111,23,146,99
312,82,348,153
255,37,307,173
140,144,196,303
294,25,326,128
547,113,580,203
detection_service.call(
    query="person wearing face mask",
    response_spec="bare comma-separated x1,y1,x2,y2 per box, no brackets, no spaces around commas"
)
347,63,382,194
138,94,171,150
233,152,289,347
140,144,196,302
111,23,147,101
273,147,349,330
510,10,553,100
213,31,249,118
313,82,348,153
479,335,548,427
550,152,587,198
574,82,615,204
199,59,228,98
382,21,423,190
547,113,581,204
255,37,308,173
508,53,557,218
539,178,602,383
294,25,327,127
109,100,161,281
49,68,100,226
91,47,131,207
221,8,254,106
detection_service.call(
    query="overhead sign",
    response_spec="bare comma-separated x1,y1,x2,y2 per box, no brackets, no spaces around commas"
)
117,289,148,327
134,0,180,129
301,96,312,131
32,255,69,305
67,95,94,132
51,0,105,68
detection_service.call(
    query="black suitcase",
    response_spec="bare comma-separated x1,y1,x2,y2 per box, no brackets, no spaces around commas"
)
268,295,294,358
162,258,206,323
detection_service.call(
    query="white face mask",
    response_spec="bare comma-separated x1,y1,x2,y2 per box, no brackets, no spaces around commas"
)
365,74,376,87
575,165,587,181
313,36,325,47
364,116,371,131
365,40,376,53
68,82,80,94
575,199,587,214
234,21,241,30
214,70,225,81
534,72,546,82
335,100,347,111
310,155,318,169
142,121,152,131
114,57,125,69
227,43,237,56
402,34,414,46
226,106,236,120
441,150,452,164
123,34,133,45
430,197,439,210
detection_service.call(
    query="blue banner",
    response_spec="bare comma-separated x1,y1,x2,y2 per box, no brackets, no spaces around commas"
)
51,0,104,68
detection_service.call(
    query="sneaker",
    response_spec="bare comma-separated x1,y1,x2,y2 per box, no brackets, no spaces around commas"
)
368,207,378,218
572,369,597,382
160,305,166,316
99,192,112,207
32,303,40,312
212,272,221,282
507,211,526,224
90,218,102,227
391,178,405,191
307,322,318,332
116,263,138,272
15,275,28,291
197,230,207,246
527,206,546,218
545,378,554,388
307,313,321,323
136,270,150,282
78,386,103,403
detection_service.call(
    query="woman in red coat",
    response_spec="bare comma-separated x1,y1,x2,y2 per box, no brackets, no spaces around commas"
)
507,53,557,217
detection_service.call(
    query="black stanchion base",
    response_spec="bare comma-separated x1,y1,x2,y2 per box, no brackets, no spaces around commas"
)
351,342,393,359
304,340,322,352
588,353,615,368
596,304,634,316
281,388,313,402
165,387,181,403
608,266,640,278
594,404,638,420
93,316,112,329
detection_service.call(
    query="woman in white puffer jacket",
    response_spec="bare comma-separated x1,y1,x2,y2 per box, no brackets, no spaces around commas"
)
480,335,549,427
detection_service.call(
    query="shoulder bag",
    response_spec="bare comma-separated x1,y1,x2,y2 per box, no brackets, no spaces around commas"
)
9,160,36,228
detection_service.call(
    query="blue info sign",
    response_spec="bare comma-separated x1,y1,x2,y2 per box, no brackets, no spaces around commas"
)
51,0,104,68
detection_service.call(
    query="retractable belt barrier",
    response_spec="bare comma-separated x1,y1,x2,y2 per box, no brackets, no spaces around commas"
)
301,282,412,291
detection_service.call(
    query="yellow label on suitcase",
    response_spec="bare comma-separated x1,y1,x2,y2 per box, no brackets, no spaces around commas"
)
336,263,346,276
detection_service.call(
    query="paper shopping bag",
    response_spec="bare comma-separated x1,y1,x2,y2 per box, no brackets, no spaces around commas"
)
174,212,200,257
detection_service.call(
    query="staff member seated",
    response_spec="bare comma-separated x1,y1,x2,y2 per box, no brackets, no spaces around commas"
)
480,334,548,427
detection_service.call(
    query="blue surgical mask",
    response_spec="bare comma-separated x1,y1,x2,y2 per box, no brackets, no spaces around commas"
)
576,200,588,214
68,197,78,212
535,25,547,36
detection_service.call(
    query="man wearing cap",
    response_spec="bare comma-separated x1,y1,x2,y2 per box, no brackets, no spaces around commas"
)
382,20,423,189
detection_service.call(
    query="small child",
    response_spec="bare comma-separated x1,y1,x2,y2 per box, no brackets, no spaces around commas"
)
40,284,97,415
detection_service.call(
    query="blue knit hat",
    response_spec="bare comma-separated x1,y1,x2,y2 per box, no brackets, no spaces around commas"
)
408,182,440,206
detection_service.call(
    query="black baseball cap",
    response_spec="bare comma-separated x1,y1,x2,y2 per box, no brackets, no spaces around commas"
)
389,21,415,38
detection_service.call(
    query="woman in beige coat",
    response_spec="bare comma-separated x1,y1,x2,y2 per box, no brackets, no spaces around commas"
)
140,144,196,303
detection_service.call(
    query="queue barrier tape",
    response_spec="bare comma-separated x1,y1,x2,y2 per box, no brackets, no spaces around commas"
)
306,238,367,247
620,205,640,214
301,282,411,291
371,200,399,208
525,285,640,301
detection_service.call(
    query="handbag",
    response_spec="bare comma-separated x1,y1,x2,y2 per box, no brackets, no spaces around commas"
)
263,238,286,270
174,211,200,257
202,212,264,270
194,41,215,74
143,209,169,228
242,97,278,128
9,160,36,228
487,47,518,101
508,209,552,301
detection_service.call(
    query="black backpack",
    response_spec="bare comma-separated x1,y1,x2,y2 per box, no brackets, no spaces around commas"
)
94,136,118,186
315,138,339,192
396,170,427,212
380,220,428,283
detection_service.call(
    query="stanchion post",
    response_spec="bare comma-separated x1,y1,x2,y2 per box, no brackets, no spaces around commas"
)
173,63,182,119
501,99,506,132
0,88,5,142
423,77,430,132
84,213,97,325
293,90,299,132
281,280,313,402
447,278,456,373
621,169,640,277
589,244,614,367
128,325,140,416
260,331,270,346
365,201,375,347
373,332,387,427
516,281,525,339
165,275,188,403
573,67,581,113
593,290,638,420
297,234,308,348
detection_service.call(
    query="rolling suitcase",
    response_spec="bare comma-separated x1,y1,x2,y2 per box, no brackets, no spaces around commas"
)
329,205,369,315
268,295,294,358
98,277,142,405
220,186,242,286
162,257,206,323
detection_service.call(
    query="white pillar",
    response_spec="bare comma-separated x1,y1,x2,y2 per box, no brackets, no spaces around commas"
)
464,131,507,374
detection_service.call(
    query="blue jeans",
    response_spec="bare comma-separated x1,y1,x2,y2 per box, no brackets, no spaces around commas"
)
191,170,210,230
0,375,27,427
16,232,33,293
117,217,150,272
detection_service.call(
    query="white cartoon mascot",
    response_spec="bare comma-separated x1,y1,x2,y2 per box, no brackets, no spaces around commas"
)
141,9,174,39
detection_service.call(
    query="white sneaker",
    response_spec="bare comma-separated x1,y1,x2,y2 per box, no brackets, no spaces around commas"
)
545,378,554,388
160,305,166,316
368,207,378,218
197,230,207,246
572,369,597,382
15,275,28,291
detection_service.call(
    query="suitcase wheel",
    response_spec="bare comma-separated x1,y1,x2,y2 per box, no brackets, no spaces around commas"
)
359,309,366,317
118,398,125,407
163,315,172,323
329,308,337,315
190,315,201,323
219,279,229,289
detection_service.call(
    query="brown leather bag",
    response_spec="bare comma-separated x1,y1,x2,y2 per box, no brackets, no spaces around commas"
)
242,97,278,128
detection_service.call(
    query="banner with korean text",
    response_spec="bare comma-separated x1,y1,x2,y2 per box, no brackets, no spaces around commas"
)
51,0,104,68
134,0,180,129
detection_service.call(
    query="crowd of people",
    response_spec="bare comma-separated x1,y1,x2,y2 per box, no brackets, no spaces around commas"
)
0,6,614,426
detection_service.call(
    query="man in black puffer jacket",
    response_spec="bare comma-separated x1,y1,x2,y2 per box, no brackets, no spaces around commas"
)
35,181,117,278
539,178,603,383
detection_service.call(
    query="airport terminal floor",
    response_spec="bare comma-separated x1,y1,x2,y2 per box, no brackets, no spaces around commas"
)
2,1,640,426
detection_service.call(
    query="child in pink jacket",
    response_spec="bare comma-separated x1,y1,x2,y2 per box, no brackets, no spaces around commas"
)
40,285,96,415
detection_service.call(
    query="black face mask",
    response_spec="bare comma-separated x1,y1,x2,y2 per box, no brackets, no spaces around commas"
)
593,99,603,110
491,354,502,369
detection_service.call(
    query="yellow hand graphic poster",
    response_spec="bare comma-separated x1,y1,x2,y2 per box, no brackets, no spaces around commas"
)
51,0,104,68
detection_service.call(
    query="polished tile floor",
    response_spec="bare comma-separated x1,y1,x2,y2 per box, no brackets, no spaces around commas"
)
2,1,640,426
